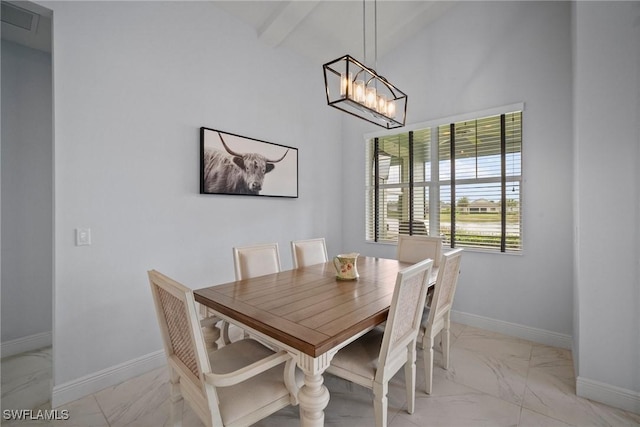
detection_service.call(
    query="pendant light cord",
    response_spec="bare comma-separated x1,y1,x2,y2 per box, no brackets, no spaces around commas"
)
363,0,379,71
374,0,378,72
363,0,367,67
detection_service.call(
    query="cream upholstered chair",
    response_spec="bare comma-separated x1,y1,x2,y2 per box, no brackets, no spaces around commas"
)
290,238,328,268
233,243,281,280
396,235,443,267
420,248,463,394
397,235,443,307
148,270,301,427
326,258,434,427
232,243,281,341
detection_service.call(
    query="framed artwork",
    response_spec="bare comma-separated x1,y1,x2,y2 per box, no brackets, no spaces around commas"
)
200,127,298,198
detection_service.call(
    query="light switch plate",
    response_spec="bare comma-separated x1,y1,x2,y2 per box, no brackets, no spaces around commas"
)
76,228,91,246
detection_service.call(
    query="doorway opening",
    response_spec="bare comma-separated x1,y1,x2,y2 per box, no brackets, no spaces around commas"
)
1,0,54,412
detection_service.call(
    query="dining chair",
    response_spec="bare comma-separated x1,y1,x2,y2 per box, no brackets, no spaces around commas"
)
396,235,443,267
232,243,281,341
290,238,328,268
148,270,301,427
397,235,443,307
233,243,281,280
326,258,434,427
420,248,463,394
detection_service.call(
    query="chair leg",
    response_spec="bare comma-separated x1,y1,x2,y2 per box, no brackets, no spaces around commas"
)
418,331,425,350
373,381,388,427
169,368,184,427
442,326,450,370
404,343,417,414
423,332,434,395
442,311,451,369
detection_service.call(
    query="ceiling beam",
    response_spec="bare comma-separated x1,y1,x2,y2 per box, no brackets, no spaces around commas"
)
258,1,321,48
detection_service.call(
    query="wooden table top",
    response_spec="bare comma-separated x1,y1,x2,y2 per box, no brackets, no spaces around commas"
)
194,256,436,358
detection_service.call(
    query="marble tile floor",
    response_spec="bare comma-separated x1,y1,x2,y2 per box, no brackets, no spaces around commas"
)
1,347,52,417
2,324,639,426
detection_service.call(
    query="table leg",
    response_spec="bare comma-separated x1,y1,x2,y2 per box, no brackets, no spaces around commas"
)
198,305,221,351
296,353,332,427
201,321,220,351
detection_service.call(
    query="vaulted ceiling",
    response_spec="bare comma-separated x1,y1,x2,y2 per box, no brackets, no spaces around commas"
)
216,1,457,64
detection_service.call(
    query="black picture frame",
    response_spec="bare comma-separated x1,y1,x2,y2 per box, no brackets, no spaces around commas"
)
200,127,298,198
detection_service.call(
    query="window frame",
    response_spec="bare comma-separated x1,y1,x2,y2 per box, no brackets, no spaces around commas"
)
365,103,524,254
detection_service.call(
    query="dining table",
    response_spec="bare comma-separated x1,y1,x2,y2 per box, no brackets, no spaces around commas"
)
194,255,438,427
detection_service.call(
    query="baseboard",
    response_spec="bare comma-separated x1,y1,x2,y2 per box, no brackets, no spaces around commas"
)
51,349,166,408
577,376,640,415
51,311,572,408
47,314,638,415
1,331,52,358
450,310,573,349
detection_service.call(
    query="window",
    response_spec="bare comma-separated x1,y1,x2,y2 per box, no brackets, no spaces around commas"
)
366,108,522,253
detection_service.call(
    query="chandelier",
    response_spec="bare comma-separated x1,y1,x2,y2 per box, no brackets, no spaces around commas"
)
323,0,407,129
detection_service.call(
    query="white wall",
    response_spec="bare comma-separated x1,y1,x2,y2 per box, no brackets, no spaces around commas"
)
50,1,342,388
574,1,640,407
45,0,640,412
342,2,574,338
1,40,53,346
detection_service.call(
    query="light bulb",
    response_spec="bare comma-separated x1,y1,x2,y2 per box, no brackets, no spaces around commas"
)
354,80,365,103
365,86,377,109
377,94,387,114
386,100,396,118
340,72,353,98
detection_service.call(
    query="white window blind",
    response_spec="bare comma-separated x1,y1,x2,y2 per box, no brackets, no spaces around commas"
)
366,129,431,243
366,110,522,253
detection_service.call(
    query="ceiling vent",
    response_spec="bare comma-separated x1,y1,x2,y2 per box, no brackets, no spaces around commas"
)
1,2,39,32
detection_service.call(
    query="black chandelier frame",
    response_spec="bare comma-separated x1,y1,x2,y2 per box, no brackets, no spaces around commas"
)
323,54,408,129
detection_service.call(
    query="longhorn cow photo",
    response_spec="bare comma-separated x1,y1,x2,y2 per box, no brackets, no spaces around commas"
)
200,128,298,198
